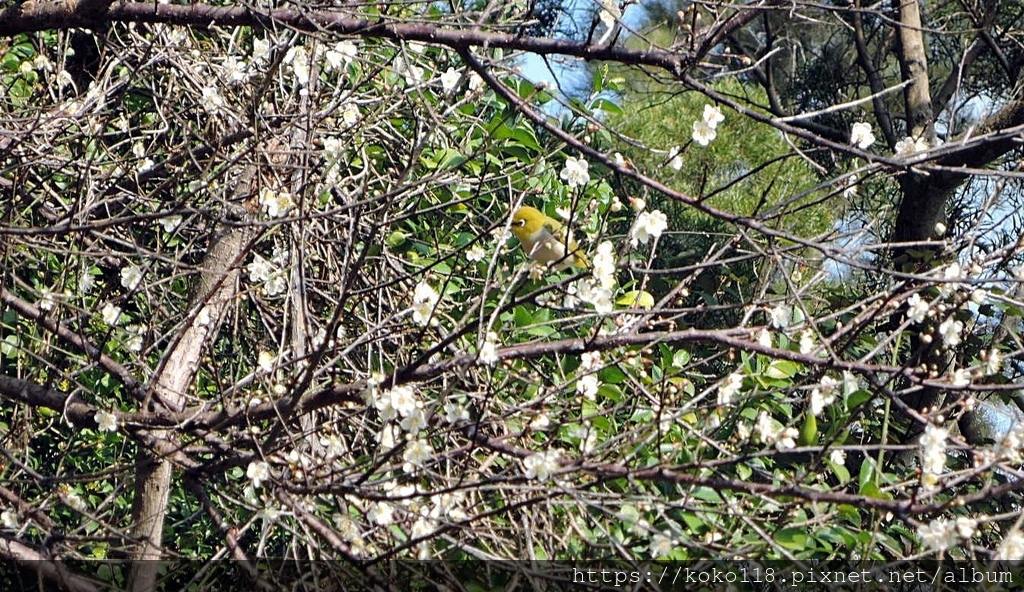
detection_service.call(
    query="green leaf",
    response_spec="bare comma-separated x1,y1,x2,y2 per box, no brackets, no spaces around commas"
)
765,359,800,379
775,528,810,550
616,290,655,309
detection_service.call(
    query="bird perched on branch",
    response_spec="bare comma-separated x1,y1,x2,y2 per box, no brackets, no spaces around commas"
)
510,206,590,270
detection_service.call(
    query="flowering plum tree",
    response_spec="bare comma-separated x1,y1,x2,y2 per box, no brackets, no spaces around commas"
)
1,0,1024,588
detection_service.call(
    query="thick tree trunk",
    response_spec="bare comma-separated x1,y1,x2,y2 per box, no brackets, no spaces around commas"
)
127,217,253,591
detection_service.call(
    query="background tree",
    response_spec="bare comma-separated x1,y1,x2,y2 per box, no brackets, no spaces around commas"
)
2,0,1024,588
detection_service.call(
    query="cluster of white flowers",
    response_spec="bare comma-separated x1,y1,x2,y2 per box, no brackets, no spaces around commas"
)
0,509,17,530
692,104,725,146
523,450,561,482
259,188,295,218
591,241,616,290
560,156,590,188
754,412,798,451
411,282,440,326
809,376,839,416
919,423,948,492
393,55,424,85
576,279,614,314
895,135,930,156
478,331,499,366
324,40,358,71
630,210,667,247
247,248,289,297
284,45,311,86
917,517,976,553
717,372,743,406
59,485,87,512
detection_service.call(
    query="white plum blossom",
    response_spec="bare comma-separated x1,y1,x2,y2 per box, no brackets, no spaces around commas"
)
59,486,87,512
591,241,616,289
402,439,433,472
80,270,96,294
560,156,590,188
906,293,930,324
388,385,419,417
247,460,270,488
101,303,122,327
630,210,668,246
95,410,118,432
340,103,359,126
577,374,600,400
465,244,487,262
577,279,614,314
439,67,460,92
411,282,440,326
400,408,428,434
368,502,394,526
996,530,1024,560
393,56,424,85
691,119,716,146
769,304,792,329
938,317,963,347
259,188,295,218
201,85,225,112
776,427,798,451
649,532,675,558
810,376,839,416
478,332,499,366
850,122,875,149
799,329,815,354
444,401,470,424
950,367,971,387
895,135,930,156
258,351,276,373
120,265,143,290
985,349,1003,375
523,450,561,482
702,104,725,128
0,509,17,529
830,449,846,466
667,146,683,171
221,56,248,84
251,38,271,64
325,40,357,70
919,423,948,492
160,215,183,233
283,45,310,85
581,351,602,371
918,519,957,553
717,372,743,406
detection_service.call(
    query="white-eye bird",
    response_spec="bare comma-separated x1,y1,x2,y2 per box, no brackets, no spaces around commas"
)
510,206,590,270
